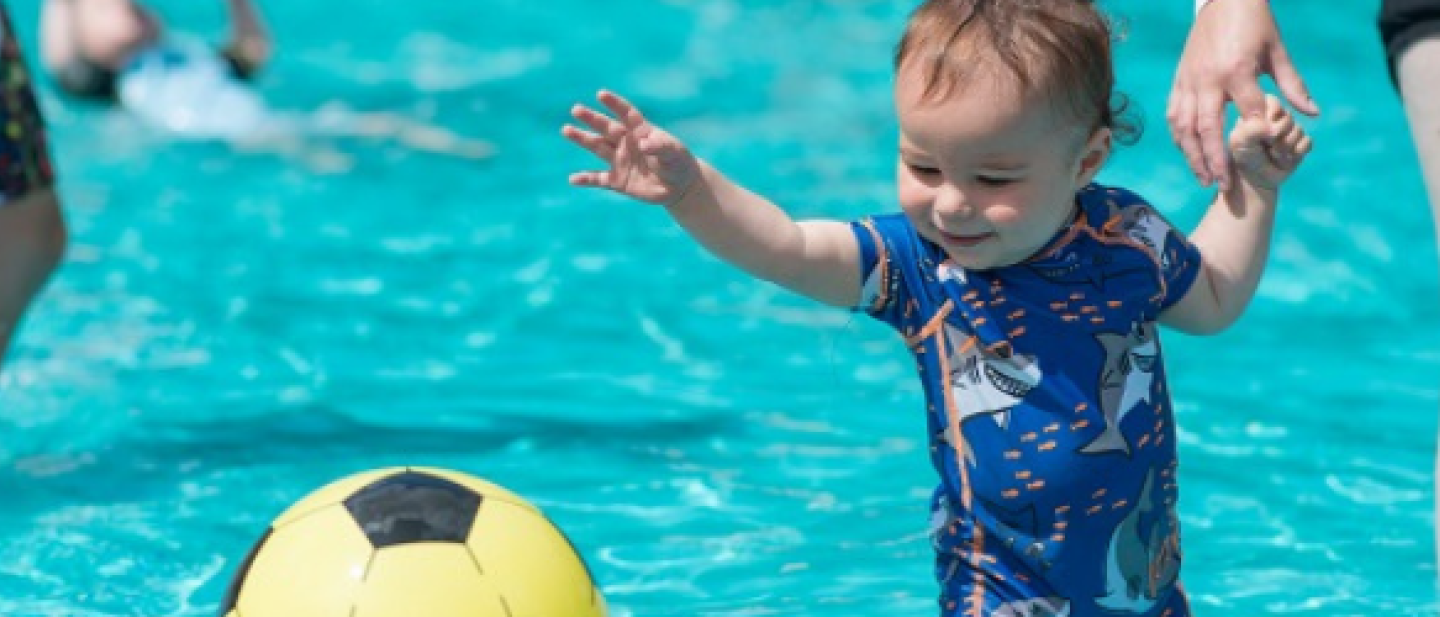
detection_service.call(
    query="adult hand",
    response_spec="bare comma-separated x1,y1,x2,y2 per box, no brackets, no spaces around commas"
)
1168,0,1319,191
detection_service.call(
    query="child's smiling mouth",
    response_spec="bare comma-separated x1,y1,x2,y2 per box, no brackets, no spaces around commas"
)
938,230,995,247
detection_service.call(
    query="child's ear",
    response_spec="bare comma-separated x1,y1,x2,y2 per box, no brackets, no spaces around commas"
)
1075,128,1112,186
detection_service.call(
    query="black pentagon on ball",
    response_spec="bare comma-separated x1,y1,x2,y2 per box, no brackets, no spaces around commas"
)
342,470,482,548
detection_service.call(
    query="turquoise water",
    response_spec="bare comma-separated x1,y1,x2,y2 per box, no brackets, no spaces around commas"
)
2,0,1437,614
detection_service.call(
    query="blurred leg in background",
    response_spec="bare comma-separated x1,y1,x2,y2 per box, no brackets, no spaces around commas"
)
0,3,67,369
1379,0,1440,570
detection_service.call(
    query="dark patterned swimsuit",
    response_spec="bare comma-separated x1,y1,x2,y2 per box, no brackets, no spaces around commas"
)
851,184,1202,617
0,5,54,205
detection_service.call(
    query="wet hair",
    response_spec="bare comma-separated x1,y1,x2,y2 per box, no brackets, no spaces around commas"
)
893,0,1141,145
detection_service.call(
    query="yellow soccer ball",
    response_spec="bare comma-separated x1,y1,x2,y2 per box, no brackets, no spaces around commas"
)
219,467,607,617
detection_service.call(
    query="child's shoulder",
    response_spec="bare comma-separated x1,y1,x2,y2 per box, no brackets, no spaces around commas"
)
1074,183,1197,273
858,211,913,230
855,212,923,250
1079,182,1158,218
1078,182,1181,236
854,212,946,271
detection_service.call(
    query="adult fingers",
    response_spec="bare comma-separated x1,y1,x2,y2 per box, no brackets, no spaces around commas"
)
1167,87,1213,186
1196,89,1230,190
1269,44,1320,117
1227,72,1270,121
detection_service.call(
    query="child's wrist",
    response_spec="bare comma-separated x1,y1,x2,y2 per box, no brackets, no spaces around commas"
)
1226,177,1280,203
663,176,703,211
664,159,714,211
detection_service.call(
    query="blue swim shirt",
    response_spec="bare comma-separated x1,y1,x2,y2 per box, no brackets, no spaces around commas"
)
851,183,1203,617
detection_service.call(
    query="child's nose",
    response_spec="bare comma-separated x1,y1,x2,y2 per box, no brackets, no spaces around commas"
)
933,184,973,218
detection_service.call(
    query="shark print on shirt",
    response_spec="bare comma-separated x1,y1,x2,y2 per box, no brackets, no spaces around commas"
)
994,596,1071,617
1096,469,1181,613
944,321,1043,432
1082,322,1159,456
1111,201,1178,271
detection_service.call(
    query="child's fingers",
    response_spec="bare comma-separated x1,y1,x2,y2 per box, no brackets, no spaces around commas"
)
1271,138,1310,170
1268,114,1294,140
1271,116,1300,144
561,124,616,161
571,104,626,141
1265,93,1286,121
1294,134,1313,157
568,170,614,187
1277,116,1308,145
1269,132,1312,169
598,90,649,130
1280,128,1308,160
1228,117,1269,150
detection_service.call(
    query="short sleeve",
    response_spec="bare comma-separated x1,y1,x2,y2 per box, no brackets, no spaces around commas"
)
1155,221,1203,312
850,214,926,329
852,218,894,316
1106,189,1203,313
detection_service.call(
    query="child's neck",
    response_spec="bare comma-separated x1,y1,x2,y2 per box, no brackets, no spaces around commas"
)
1021,197,1084,264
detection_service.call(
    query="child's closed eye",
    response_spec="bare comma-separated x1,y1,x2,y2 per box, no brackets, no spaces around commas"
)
906,162,942,176
977,175,1018,187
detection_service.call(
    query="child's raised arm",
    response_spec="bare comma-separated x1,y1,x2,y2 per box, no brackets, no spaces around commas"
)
562,90,862,308
1162,94,1312,334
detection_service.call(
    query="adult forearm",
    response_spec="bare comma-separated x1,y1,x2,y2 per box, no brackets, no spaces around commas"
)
1187,183,1277,326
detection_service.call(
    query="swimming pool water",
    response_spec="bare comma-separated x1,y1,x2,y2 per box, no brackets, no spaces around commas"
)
2,0,1437,615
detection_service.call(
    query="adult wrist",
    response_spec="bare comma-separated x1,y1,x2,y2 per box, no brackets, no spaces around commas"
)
1195,0,1268,17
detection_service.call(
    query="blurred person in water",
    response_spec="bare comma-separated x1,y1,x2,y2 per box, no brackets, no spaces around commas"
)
41,0,269,104
40,0,491,161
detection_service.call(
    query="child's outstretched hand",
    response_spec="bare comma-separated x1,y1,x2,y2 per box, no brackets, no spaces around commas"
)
562,90,702,207
1227,94,1313,192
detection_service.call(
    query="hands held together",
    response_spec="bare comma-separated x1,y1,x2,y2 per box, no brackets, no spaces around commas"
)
1169,0,1317,191
1227,94,1312,193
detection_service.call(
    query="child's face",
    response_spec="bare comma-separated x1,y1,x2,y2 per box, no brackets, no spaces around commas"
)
893,66,1110,270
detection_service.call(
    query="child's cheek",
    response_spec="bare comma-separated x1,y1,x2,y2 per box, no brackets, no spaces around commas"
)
896,180,930,215
984,205,1026,227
